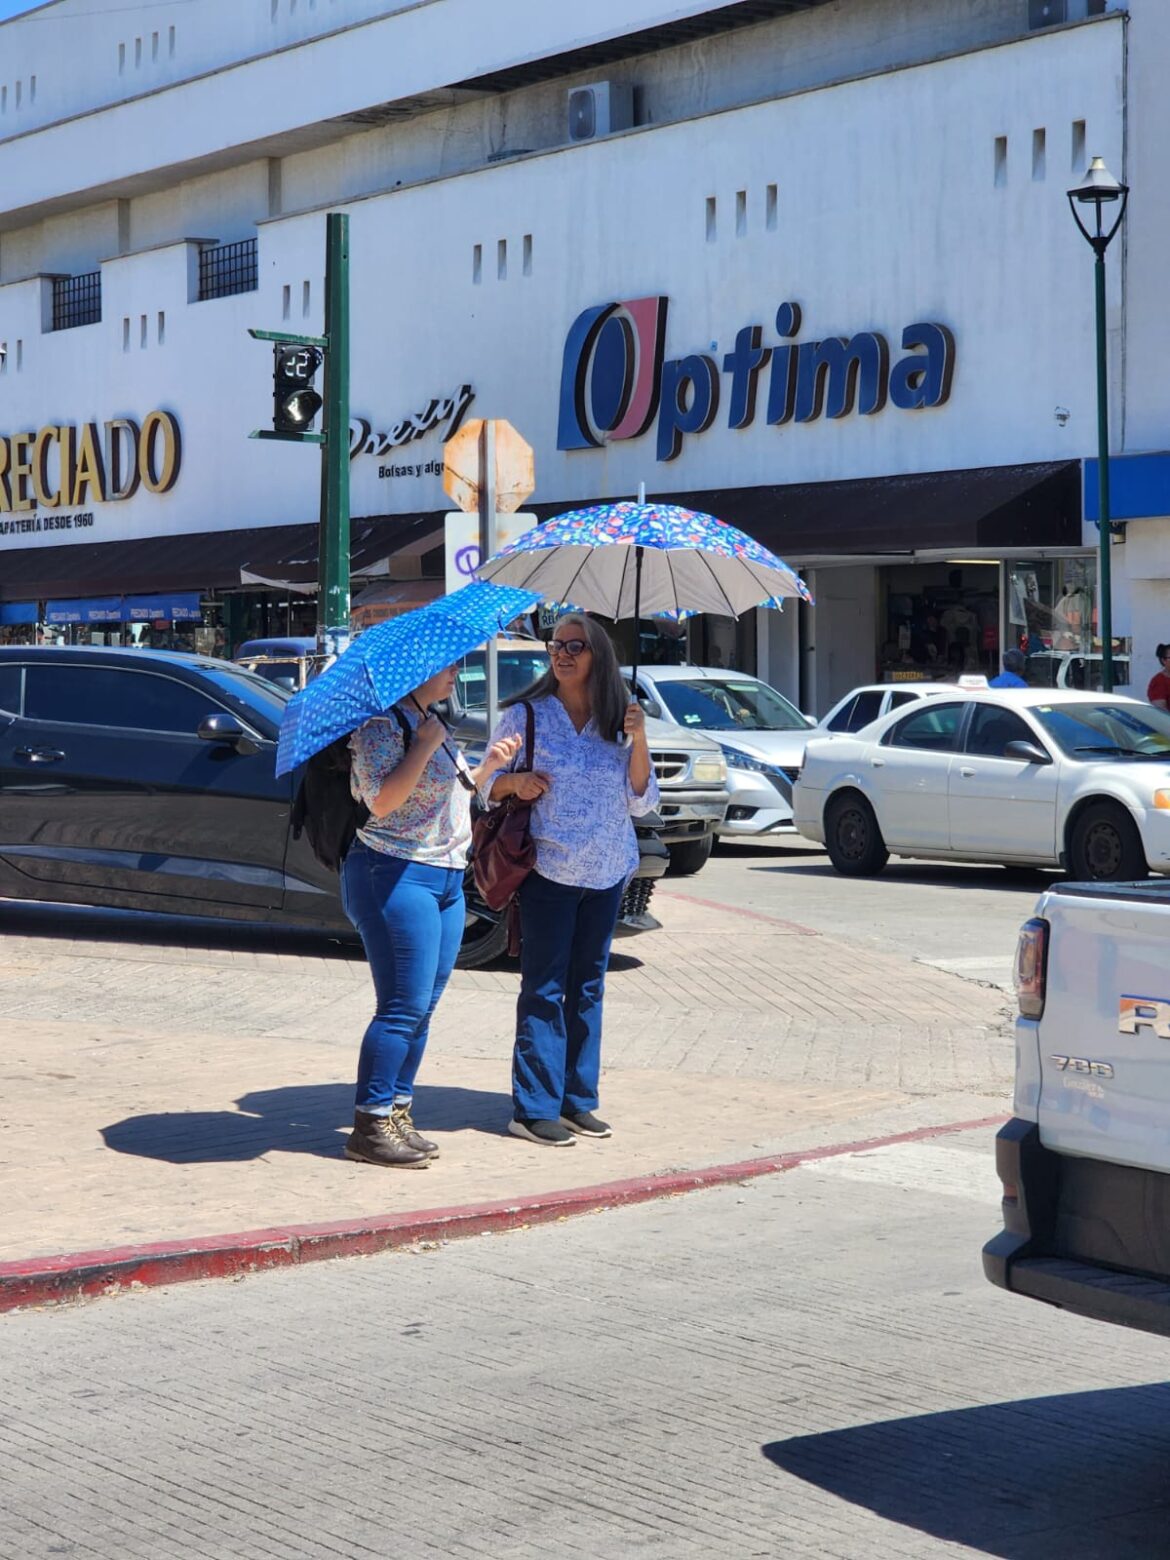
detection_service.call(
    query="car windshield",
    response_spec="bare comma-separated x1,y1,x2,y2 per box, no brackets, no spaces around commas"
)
198,663,290,738
654,677,806,731
1032,701,1170,759
456,649,549,710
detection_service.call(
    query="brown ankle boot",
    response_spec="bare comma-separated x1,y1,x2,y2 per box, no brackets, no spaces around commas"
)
391,1102,439,1158
346,1111,430,1168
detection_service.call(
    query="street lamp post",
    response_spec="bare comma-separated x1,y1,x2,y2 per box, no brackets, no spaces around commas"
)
1067,155,1129,693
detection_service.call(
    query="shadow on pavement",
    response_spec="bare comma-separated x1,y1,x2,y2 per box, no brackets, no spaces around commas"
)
763,1384,1170,1557
753,861,1058,890
101,1081,514,1163
0,898,364,961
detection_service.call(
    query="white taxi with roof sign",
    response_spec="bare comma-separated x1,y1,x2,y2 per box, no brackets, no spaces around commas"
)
793,685,1170,881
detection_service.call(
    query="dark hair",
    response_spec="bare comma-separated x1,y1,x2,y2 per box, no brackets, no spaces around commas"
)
1002,649,1026,674
1158,644,1170,660
501,613,629,742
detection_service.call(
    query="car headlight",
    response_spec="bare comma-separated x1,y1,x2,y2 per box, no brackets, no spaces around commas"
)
691,755,728,784
717,744,773,775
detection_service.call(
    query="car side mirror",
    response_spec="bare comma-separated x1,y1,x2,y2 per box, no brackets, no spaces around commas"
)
804,714,817,727
1003,739,1052,765
638,696,663,719
198,712,259,755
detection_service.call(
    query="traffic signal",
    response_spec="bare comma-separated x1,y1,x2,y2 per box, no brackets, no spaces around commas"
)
272,344,323,434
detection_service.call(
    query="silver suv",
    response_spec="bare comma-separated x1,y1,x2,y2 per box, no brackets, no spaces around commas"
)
447,643,729,877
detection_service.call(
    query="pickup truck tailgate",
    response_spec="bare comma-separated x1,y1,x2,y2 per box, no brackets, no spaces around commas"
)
1037,880,1170,1173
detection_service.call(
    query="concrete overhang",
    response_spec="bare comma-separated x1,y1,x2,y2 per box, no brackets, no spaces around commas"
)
0,0,826,234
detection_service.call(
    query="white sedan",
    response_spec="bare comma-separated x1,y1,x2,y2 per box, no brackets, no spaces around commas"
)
793,688,1170,881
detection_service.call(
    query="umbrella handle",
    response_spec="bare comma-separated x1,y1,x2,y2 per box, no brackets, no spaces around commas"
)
623,543,645,745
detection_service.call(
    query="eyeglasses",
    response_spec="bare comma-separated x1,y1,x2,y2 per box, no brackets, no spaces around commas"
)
549,638,589,657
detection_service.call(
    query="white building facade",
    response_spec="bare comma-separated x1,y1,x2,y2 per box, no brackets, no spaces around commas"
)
0,0,1165,709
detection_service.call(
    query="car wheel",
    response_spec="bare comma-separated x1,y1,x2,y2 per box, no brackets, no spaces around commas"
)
456,908,510,969
1068,802,1148,883
824,792,889,876
666,834,714,876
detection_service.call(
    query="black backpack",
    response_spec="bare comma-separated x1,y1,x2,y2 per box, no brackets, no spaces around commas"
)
291,707,412,873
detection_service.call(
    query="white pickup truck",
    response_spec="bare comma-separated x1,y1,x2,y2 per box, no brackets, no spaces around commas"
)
984,880,1170,1336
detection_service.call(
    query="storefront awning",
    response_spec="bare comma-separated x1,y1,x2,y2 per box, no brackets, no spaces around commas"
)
604,461,1083,560
0,514,444,602
238,513,443,591
123,591,204,621
0,601,37,625
45,596,125,624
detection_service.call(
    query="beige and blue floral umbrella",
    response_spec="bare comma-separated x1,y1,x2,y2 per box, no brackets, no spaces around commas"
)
475,496,812,680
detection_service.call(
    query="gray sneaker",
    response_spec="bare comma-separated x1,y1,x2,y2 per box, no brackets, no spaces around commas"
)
508,1118,577,1147
346,1111,431,1168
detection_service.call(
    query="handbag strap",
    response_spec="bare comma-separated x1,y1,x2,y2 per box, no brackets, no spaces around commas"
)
521,700,534,774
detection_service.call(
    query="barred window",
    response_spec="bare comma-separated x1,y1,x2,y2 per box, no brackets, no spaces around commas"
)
197,238,258,301
51,272,101,331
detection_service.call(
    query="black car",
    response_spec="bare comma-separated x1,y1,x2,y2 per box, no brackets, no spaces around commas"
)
0,646,666,967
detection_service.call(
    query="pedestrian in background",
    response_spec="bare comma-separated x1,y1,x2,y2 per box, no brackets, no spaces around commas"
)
989,648,1029,689
1148,644,1170,711
484,614,660,1147
342,668,521,1168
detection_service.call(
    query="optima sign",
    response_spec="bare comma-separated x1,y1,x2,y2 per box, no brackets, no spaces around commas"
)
0,412,182,511
557,298,955,461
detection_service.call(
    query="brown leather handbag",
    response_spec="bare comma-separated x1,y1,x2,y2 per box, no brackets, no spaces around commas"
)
471,700,537,914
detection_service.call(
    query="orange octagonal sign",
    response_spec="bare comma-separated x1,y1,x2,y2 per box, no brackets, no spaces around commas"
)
443,419,535,515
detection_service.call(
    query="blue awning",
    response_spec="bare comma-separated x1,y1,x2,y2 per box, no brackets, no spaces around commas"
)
45,597,124,624
123,592,203,622
0,602,37,626
1085,452,1170,523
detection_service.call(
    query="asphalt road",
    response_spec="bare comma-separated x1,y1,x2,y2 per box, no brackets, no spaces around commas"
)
666,837,1055,992
5,1127,1168,1559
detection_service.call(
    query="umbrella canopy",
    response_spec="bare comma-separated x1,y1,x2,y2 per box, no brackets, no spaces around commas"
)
474,501,812,620
275,579,540,776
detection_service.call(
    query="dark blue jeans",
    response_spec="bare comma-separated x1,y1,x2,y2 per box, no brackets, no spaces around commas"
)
513,871,624,1122
340,842,465,1115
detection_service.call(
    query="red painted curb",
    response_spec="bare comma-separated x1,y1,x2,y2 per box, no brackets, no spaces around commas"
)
0,1114,1006,1314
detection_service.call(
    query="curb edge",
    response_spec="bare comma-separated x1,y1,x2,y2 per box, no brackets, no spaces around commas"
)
0,1114,1006,1314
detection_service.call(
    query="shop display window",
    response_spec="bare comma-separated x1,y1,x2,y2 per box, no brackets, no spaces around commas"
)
1008,558,1130,690
879,563,999,682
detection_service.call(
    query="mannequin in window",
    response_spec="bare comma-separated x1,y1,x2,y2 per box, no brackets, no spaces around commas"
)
1053,583,1092,651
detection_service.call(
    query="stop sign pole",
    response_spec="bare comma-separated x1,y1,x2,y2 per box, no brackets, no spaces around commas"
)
479,420,500,732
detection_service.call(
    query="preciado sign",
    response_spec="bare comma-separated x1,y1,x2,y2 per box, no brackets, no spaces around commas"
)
0,412,182,512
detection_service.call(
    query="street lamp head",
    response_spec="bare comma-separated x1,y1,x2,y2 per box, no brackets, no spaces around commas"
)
1069,156,1126,206
1067,156,1129,253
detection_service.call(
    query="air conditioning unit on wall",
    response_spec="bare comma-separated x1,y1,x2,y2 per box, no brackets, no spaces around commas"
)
567,82,634,143
1028,0,1107,26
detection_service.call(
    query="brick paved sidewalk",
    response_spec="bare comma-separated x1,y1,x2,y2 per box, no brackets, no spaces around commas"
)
0,891,1012,1266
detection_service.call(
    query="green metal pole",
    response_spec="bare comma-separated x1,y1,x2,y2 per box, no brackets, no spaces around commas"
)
1094,250,1113,694
318,212,351,658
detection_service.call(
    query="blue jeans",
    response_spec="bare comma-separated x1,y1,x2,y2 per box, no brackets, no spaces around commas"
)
513,871,624,1122
340,842,465,1115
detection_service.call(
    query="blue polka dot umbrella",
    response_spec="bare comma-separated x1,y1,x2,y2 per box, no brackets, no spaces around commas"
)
275,579,540,776
474,495,812,681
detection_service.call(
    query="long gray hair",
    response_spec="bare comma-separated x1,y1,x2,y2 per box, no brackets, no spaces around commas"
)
502,613,630,742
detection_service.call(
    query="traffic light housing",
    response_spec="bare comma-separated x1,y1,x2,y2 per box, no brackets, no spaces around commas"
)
273,344,323,434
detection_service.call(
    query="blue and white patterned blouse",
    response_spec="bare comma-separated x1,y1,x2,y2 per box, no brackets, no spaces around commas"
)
349,709,472,869
485,696,660,890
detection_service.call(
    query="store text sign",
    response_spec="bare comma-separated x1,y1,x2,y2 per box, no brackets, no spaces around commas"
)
558,299,955,461
0,412,182,512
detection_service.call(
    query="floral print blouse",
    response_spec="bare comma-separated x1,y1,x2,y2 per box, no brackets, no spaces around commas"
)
486,695,660,890
349,709,472,869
